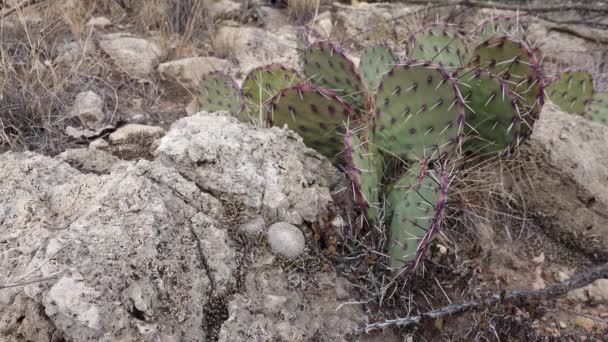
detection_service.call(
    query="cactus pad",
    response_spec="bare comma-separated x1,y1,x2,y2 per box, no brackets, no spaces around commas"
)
456,68,521,155
546,70,593,115
471,16,524,43
198,71,242,116
267,84,356,159
359,45,396,92
242,65,303,125
344,129,383,220
303,41,367,110
586,92,608,126
407,24,468,69
470,36,544,136
373,61,464,161
386,164,449,270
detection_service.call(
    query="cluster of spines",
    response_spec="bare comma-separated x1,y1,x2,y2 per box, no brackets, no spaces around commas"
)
407,23,469,69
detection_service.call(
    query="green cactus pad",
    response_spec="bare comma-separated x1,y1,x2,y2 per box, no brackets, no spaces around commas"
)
456,68,521,155
198,71,243,117
373,61,464,161
359,45,396,92
471,16,525,43
546,70,593,115
344,128,383,220
241,65,304,125
387,164,449,270
267,84,356,160
469,36,544,137
407,24,469,70
302,41,367,110
586,92,608,126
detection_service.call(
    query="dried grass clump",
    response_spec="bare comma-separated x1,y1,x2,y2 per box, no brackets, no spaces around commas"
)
288,0,319,23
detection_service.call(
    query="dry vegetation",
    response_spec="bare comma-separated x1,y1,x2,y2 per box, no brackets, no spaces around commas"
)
0,0,210,154
288,0,319,23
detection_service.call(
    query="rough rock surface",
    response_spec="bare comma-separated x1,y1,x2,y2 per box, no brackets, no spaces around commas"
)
158,56,231,89
108,124,167,160
0,153,227,342
218,260,365,342
155,111,341,225
214,26,299,70
520,105,608,260
99,33,161,78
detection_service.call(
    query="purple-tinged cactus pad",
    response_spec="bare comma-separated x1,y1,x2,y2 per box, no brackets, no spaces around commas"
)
242,64,304,126
471,16,525,43
359,45,396,92
344,128,382,220
586,92,608,126
546,70,593,115
267,84,356,160
302,41,367,110
469,36,544,137
386,163,449,270
407,24,469,70
373,61,464,161
456,68,521,155
198,71,243,117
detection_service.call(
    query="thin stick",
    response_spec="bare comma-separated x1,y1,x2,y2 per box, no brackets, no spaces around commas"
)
354,262,608,334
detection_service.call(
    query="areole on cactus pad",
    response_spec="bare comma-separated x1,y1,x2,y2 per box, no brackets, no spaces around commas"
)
267,84,357,160
456,68,522,155
471,16,525,43
241,65,304,126
197,71,243,117
373,61,465,161
386,162,450,270
344,128,383,220
407,24,469,70
469,36,544,137
303,41,367,111
546,69,593,116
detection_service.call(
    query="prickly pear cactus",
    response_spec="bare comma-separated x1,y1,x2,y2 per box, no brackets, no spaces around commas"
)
586,92,608,126
198,71,243,117
407,24,468,69
456,68,521,154
302,41,367,110
359,45,396,92
267,84,356,159
373,61,464,161
387,164,449,270
344,128,383,220
471,16,524,43
469,36,544,136
546,70,593,115
241,65,303,125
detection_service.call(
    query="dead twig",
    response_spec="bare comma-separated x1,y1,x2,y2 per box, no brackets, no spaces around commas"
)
354,262,608,334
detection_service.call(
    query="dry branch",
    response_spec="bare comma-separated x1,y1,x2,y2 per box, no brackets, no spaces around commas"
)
354,262,608,334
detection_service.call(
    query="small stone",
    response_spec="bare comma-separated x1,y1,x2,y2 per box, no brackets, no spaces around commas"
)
90,138,109,150
574,316,596,331
330,216,344,229
100,34,161,78
86,16,112,28
240,216,266,236
68,91,105,128
532,252,545,264
185,98,199,116
559,321,567,329
266,222,305,259
568,279,608,304
158,57,231,89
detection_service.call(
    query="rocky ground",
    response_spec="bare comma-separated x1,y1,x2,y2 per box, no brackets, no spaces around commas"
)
1,0,608,341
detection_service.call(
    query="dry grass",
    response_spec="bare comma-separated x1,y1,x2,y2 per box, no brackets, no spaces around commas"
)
287,0,319,23
211,26,238,59
0,0,212,154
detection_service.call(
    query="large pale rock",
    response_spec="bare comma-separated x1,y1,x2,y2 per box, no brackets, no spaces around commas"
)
520,105,608,260
99,34,161,78
0,153,229,342
568,279,608,304
155,111,340,225
266,222,305,259
214,26,299,70
158,56,231,89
